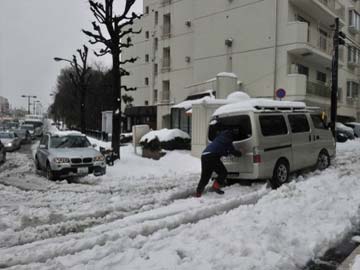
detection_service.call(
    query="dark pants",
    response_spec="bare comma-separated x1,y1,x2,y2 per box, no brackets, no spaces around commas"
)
196,153,227,193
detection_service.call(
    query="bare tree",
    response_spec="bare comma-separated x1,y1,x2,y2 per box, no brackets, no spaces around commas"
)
54,45,91,133
83,0,141,159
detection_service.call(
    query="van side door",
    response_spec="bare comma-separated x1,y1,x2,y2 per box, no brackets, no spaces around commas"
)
287,114,314,170
310,114,335,158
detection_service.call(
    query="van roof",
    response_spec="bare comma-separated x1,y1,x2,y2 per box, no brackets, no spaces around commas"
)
213,98,307,117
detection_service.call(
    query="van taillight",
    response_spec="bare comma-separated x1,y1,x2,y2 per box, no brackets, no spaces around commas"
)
253,154,261,163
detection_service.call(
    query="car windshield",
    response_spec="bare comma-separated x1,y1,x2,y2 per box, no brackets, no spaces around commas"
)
21,125,34,130
0,132,14,139
50,135,91,148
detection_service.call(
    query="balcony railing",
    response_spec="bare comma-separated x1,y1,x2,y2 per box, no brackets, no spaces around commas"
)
306,80,331,98
160,0,171,7
162,90,170,102
308,28,333,56
161,25,171,39
161,58,171,72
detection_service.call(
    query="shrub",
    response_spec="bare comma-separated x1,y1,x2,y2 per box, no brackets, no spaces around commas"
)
161,137,191,150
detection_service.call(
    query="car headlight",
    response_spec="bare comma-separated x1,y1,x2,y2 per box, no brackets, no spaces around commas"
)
6,142,12,147
53,157,70,163
93,155,105,162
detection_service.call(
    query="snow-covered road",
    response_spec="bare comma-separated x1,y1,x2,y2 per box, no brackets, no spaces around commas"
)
1,140,360,269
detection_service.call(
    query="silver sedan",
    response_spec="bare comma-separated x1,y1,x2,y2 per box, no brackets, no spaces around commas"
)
0,131,22,151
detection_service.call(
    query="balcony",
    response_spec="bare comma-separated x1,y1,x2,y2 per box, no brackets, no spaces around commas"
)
289,0,345,26
160,0,171,7
287,22,343,67
161,57,171,73
306,81,331,98
161,24,171,39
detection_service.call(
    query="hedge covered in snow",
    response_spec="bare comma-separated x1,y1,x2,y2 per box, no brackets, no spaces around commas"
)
140,129,191,150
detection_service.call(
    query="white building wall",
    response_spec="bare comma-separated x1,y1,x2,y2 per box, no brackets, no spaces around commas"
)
124,0,360,130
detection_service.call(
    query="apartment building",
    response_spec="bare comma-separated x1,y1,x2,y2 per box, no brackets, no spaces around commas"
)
0,96,9,115
123,0,360,130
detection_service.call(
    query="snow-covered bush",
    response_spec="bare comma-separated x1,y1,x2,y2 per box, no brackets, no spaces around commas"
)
140,129,191,150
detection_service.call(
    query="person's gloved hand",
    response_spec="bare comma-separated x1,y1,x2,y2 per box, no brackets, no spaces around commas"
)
233,150,242,157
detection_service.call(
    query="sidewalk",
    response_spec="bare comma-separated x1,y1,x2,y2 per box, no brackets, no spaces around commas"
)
338,245,360,270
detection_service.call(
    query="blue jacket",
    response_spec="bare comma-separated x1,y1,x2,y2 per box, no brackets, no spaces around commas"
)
203,130,236,157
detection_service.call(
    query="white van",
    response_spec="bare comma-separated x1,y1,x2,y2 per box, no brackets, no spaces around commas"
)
209,99,336,189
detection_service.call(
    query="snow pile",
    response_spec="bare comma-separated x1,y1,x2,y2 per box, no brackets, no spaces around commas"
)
352,256,360,270
140,128,190,143
172,96,214,111
51,130,83,137
226,91,250,101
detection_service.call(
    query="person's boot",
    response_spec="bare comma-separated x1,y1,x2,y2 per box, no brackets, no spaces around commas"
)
194,191,202,198
210,180,225,195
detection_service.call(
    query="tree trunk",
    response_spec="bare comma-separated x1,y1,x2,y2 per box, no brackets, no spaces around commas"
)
80,86,86,134
111,50,121,159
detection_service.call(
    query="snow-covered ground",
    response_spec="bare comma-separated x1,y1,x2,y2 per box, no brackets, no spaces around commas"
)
1,139,360,269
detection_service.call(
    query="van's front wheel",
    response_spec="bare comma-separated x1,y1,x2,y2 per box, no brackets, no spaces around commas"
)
269,159,289,189
316,150,330,171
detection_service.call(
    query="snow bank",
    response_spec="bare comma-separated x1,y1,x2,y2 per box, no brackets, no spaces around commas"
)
140,128,190,143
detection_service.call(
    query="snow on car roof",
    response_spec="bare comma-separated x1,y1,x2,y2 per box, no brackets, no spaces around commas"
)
50,130,84,137
213,98,306,117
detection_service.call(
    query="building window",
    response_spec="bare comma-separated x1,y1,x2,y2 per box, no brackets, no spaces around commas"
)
145,54,149,62
145,6,149,14
319,29,328,52
145,77,149,86
349,10,360,31
347,81,359,98
154,63,158,76
162,80,170,102
155,11,158,25
153,89,158,103
145,100,149,106
316,71,326,83
145,31,149,39
297,64,309,78
348,46,360,64
154,38,158,51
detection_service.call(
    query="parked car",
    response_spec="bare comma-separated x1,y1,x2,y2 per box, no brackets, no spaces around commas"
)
335,122,355,140
209,99,336,189
20,124,36,139
0,140,6,164
23,120,43,137
336,130,348,143
0,131,22,151
35,131,106,180
14,129,32,144
344,122,360,138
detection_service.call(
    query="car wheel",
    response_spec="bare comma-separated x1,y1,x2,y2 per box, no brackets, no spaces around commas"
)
46,163,56,181
1,151,5,164
316,150,330,171
269,159,289,189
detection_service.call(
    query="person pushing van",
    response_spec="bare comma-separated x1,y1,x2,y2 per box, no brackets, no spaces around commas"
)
195,129,242,197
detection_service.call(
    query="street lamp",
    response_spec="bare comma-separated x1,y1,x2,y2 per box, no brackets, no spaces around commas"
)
54,45,90,134
21,95,37,114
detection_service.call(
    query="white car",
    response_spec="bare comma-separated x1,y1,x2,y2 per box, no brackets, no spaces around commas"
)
0,131,22,151
35,131,106,180
345,122,360,137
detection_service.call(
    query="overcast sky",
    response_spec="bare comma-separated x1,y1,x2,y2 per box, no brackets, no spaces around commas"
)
0,0,142,111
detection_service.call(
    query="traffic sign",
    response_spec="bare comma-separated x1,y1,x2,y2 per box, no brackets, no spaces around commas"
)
276,88,286,99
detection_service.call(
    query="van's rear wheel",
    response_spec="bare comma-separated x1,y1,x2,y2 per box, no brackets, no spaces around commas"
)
316,150,330,171
269,159,289,189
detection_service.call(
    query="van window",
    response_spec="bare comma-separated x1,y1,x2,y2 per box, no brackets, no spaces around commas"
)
288,114,310,133
259,115,287,136
311,114,327,129
208,115,252,141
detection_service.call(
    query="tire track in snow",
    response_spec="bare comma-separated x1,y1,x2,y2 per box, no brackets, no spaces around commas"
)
0,186,268,268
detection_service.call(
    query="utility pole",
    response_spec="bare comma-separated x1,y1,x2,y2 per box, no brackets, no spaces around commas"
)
330,18,345,136
21,95,37,114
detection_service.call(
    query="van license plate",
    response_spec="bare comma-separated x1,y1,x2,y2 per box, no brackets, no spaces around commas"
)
222,156,240,162
77,167,88,174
